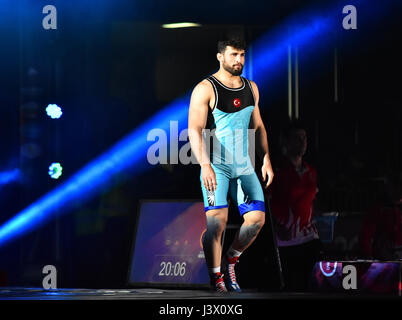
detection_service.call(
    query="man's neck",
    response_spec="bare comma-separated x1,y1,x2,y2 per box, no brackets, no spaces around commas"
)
214,69,241,87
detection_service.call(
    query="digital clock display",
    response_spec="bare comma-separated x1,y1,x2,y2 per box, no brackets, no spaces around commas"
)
127,201,210,287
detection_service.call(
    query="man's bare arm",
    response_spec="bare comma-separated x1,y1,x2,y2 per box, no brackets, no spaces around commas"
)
249,81,274,188
188,81,217,191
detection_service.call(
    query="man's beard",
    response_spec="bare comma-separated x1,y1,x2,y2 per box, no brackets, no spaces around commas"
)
223,61,243,76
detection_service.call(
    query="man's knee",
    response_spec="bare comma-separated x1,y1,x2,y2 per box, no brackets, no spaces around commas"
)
243,210,265,229
205,211,227,238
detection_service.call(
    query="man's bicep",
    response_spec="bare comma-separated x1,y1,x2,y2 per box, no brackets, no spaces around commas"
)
250,80,260,106
250,104,265,130
188,83,210,130
249,81,264,129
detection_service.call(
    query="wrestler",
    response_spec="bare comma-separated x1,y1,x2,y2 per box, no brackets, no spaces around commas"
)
188,38,274,292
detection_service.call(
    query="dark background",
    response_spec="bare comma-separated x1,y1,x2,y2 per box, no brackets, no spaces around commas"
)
0,0,401,290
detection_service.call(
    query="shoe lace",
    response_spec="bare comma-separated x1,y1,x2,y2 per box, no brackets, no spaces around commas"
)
228,263,237,283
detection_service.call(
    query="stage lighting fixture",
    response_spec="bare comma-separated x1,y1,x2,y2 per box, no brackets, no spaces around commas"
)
48,163,63,179
46,104,63,119
162,22,201,29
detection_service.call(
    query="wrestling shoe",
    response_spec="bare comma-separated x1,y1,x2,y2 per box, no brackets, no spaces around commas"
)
222,256,242,292
210,272,227,292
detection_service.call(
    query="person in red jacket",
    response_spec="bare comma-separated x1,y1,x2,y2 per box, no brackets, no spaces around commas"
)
359,174,402,260
266,121,322,291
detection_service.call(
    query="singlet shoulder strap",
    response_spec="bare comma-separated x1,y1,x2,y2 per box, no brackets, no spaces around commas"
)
206,76,218,111
243,77,256,105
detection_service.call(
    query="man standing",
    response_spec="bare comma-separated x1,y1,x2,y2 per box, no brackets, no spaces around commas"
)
188,38,274,292
267,121,322,291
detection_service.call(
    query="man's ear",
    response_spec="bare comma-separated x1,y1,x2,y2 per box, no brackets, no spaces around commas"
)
217,52,223,63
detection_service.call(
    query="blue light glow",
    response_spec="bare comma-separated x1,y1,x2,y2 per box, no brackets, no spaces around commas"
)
244,5,336,85
48,163,63,179
0,95,190,247
46,104,63,119
0,169,21,187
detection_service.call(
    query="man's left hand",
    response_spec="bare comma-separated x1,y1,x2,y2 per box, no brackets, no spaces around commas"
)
261,162,274,189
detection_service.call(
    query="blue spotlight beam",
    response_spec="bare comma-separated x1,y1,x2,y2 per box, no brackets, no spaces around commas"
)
0,0,398,247
252,0,401,85
245,4,338,85
0,169,21,187
0,95,190,247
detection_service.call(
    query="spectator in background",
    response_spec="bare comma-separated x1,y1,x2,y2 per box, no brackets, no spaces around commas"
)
359,173,402,260
266,120,322,291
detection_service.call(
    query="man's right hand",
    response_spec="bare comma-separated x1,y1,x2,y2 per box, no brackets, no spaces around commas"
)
201,164,217,192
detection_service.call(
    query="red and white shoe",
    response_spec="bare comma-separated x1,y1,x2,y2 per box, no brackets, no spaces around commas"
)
210,272,227,292
222,256,242,292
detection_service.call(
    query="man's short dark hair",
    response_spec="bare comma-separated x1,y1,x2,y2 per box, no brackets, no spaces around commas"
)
217,38,246,54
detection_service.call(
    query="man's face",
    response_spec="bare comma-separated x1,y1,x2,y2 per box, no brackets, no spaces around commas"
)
286,129,307,157
219,46,245,76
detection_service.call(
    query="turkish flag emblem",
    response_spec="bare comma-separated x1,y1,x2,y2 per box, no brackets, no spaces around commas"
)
233,98,241,108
